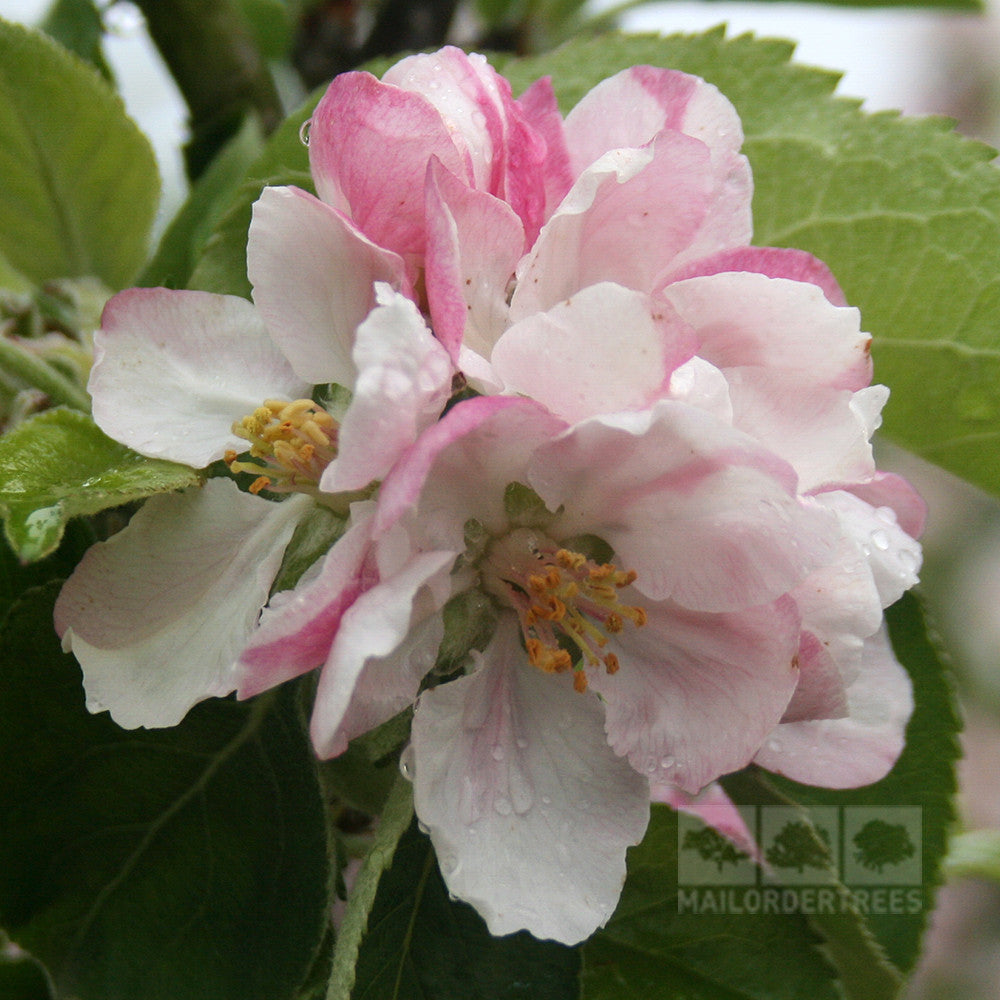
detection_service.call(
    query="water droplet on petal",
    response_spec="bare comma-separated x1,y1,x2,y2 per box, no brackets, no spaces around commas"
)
875,505,898,526
899,548,920,572
767,738,782,752
870,528,890,551
516,737,528,750
448,891,460,903
417,820,429,835
299,118,313,146
399,743,415,781
541,795,552,806
494,796,513,816
660,756,675,769
491,744,505,762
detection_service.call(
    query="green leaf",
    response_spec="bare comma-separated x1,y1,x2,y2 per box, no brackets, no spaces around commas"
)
141,117,266,289
581,804,842,1000
0,19,158,288
188,91,317,298
500,31,1000,495
0,583,330,1000
0,408,200,561
337,815,580,1000
40,0,114,81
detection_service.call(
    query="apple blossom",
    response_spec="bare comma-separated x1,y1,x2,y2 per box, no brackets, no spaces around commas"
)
248,47,754,382
55,282,452,728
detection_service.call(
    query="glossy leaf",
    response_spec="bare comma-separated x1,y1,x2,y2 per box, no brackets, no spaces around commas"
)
0,408,200,561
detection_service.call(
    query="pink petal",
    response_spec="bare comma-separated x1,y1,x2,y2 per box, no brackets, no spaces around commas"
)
375,395,567,541
308,71,468,256
424,159,524,361
662,272,873,392
236,506,376,698
91,288,309,468
54,480,309,728
531,402,837,612
725,371,879,492
410,618,650,943
562,66,742,177
664,246,848,306
589,595,800,793
511,135,716,320
652,781,760,862
781,631,849,723
842,472,927,539
321,285,453,493
310,549,456,758
248,186,407,385
385,48,549,241
492,282,695,422
753,625,913,787
515,76,573,220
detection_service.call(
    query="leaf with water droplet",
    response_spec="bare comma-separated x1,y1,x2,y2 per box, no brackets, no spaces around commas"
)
0,408,199,562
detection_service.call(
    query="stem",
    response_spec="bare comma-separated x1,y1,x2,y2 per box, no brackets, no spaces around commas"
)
132,0,282,179
0,335,90,411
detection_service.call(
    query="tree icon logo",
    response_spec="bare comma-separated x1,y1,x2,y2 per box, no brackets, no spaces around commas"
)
765,819,832,875
682,825,750,873
852,819,917,873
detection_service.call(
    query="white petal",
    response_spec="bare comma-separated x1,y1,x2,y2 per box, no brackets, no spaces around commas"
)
248,186,407,385
411,618,650,944
92,289,310,467
321,285,453,492
310,549,456,758
54,480,309,728
753,626,913,787
492,283,693,422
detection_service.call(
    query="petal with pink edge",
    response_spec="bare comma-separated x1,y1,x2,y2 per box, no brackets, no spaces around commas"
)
309,71,468,256
563,66,743,177
492,282,695,423
664,246,848,306
411,618,650,944
589,595,800,794
237,505,376,698
321,285,453,493
753,625,913,787
652,781,760,862
54,480,309,729
310,549,456,758
532,402,837,612
91,288,310,468
375,395,567,543
248,186,407,385
424,160,524,361
511,136,718,320
662,272,872,392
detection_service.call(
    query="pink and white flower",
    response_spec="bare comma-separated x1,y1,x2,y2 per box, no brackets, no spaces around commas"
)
55,282,452,728
249,48,754,384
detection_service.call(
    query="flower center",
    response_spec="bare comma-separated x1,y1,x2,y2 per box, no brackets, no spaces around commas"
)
225,398,338,497
483,528,647,692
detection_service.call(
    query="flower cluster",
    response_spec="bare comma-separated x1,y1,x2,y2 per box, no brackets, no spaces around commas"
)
56,48,923,945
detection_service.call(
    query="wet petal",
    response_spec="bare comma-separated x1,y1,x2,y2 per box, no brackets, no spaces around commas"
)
411,618,649,943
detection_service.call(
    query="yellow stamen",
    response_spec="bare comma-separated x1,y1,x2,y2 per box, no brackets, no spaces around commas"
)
227,398,339,497
485,530,646,692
